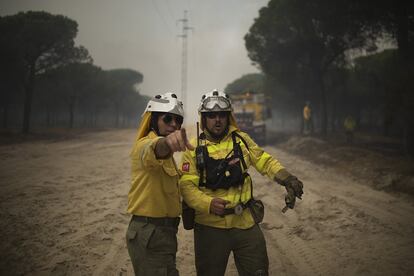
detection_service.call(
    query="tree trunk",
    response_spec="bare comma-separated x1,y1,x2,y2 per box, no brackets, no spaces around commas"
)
69,96,75,129
93,108,98,127
45,105,51,127
22,63,36,134
330,101,337,133
317,72,328,137
2,104,8,129
115,103,119,128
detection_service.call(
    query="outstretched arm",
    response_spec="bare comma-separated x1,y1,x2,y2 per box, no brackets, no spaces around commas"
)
155,128,194,159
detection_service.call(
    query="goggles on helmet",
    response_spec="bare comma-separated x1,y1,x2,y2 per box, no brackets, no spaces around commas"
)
201,96,231,111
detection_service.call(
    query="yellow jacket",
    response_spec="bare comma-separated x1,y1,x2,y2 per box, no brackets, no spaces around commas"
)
128,131,181,218
303,105,311,121
179,125,285,229
344,116,356,131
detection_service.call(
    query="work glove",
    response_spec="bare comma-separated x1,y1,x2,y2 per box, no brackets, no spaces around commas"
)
274,169,304,212
283,175,303,211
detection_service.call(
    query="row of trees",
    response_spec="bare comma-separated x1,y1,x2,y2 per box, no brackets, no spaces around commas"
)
0,11,148,133
34,65,147,129
232,0,413,154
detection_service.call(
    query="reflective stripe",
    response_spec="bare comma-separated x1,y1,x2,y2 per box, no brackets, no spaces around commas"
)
255,151,272,171
202,142,233,158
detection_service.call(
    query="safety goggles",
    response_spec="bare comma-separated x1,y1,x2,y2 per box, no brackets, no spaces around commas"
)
202,96,231,111
161,113,183,125
205,112,229,119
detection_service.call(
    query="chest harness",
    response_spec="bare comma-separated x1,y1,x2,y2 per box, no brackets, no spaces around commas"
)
196,131,249,190
194,130,264,219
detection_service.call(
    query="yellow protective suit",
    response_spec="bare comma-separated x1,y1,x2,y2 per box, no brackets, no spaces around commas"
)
179,124,286,229
303,105,311,121
127,112,181,218
344,116,356,131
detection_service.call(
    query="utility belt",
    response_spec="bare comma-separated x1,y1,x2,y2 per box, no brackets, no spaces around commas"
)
132,215,180,228
221,198,264,223
183,197,264,230
222,201,249,216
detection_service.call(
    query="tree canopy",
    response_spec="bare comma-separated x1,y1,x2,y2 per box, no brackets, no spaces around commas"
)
245,0,378,135
0,11,148,131
243,0,414,153
35,65,145,128
224,73,265,94
0,11,92,133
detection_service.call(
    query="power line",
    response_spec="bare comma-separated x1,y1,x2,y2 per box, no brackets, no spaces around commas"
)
164,0,176,23
152,0,173,35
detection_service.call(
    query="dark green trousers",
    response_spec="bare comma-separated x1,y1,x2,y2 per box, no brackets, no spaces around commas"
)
126,218,179,276
194,223,269,276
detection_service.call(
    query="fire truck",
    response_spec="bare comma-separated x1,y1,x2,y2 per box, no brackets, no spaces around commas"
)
230,92,269,145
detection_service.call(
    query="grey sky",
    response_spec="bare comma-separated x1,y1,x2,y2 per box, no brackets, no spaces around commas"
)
0,0,268,119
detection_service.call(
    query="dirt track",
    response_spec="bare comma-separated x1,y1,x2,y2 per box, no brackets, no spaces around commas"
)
1,129,413,275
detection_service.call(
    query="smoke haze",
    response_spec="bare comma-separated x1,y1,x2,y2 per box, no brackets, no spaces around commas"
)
0,0,268,121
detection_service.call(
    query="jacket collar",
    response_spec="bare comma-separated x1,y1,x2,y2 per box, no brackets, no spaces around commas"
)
148,130,158,138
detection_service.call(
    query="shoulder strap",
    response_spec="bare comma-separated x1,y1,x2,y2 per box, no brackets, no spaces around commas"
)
232,131,249,151
231,131,256,201
231,131,248,170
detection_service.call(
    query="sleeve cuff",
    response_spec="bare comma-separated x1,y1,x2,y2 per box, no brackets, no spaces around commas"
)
274,168,291,185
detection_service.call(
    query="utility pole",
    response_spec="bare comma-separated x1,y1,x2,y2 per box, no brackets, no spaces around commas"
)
177,10,193,113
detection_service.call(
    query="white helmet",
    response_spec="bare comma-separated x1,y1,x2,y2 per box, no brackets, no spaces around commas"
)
144,92,184,117
198,89,232,113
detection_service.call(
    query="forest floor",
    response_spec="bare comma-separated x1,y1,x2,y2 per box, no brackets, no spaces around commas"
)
0,128,413,275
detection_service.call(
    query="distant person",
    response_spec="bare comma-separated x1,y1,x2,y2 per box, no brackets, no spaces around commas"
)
126,93,194,275
179,89,304,276
302,101,314,135
344,115,356,143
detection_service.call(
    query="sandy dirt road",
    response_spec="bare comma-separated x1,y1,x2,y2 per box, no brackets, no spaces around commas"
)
0,129,413,275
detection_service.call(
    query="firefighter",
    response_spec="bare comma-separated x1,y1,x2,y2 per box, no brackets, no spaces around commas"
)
302,101,314,134
126,92,193,276
344,115,356,143
179,89,304,276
